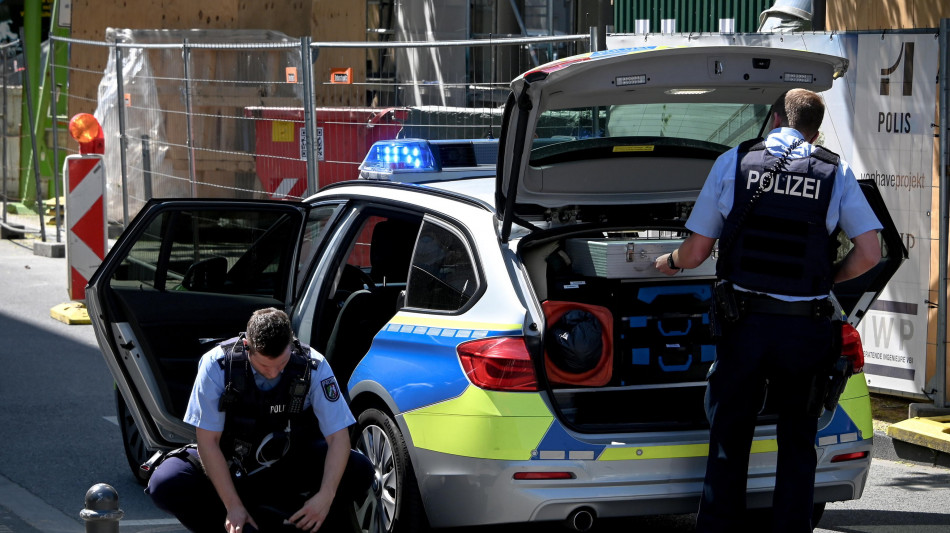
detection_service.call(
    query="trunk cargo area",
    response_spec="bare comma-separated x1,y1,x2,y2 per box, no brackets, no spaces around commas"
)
526,231,780,433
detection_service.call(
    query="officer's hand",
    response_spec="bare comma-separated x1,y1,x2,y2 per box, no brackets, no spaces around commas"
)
289,490,333,532
655,253,679,276
225,506,258,533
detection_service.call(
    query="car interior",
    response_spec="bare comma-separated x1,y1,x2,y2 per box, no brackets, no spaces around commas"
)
315,212,423,391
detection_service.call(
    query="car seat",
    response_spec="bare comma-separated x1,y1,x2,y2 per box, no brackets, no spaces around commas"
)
323,290,391,393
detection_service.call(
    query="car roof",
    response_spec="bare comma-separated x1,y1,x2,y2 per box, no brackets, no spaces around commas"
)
418,177,495,206
315,177,496,215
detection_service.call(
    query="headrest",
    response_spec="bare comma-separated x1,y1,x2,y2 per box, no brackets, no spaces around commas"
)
369,220,419,284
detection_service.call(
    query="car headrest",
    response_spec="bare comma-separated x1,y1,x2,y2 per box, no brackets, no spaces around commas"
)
369,220,419,284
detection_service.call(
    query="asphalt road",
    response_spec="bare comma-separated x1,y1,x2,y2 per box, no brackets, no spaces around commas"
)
0,236,947,533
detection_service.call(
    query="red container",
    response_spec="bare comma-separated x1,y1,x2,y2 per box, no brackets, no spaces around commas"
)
245,106,408,198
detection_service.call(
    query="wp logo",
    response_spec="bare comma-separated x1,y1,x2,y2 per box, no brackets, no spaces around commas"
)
880,42,914,96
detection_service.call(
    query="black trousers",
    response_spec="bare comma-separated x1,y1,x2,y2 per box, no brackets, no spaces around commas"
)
696,312,833,533
146,439,374,532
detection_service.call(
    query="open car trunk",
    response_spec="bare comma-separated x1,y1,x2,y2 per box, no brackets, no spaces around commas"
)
519,183,904,434
523,226,724,433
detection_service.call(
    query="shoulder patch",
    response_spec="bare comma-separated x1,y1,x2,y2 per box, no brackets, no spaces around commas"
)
321,377,341,402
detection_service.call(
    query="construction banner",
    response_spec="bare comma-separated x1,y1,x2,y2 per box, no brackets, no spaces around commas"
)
608,30,940,398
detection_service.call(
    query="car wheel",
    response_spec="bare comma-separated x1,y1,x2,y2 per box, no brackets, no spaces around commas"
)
355,408,427,533
115,388,150,485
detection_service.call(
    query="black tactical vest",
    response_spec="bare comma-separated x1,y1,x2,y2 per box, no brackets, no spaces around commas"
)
216,335,320,477
716,140,840,296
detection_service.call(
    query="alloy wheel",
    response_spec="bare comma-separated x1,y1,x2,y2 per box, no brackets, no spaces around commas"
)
357,424,398,532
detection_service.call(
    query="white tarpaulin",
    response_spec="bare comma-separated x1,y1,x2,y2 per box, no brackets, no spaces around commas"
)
607,31,940,397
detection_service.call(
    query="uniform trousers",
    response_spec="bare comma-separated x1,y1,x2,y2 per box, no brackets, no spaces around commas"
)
146,438,374,532
696,311,833,533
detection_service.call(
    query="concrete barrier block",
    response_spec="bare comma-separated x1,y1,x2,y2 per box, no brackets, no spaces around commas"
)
50,302,91,325
33,241,65,258
886,415,950,455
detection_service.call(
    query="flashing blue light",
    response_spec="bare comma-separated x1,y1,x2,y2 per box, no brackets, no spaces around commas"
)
359,139,438,179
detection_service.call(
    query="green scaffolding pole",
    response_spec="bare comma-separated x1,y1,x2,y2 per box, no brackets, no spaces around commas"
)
18,0,69,209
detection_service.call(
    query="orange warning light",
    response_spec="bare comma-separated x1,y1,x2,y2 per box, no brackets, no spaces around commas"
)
68,113,104,155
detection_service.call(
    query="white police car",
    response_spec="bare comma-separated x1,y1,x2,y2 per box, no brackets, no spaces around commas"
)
88,46,904,532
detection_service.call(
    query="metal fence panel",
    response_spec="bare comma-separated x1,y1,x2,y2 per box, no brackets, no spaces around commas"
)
614,0,774,33
49,33,590,230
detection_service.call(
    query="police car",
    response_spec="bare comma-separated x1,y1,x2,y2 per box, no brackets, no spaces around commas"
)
87,46,905,532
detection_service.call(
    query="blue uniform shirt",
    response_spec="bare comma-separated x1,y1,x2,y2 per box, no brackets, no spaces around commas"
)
184,344,356,438
686,128,883,300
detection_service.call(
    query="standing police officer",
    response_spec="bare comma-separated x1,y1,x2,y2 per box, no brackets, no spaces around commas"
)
146,307,373,532
654,89,882,532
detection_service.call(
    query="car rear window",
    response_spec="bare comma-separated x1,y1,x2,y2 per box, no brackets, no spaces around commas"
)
406,219,479,312
530,103,769,164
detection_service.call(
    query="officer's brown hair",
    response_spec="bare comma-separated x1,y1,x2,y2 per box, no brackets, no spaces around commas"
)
246,307,293,358
771,89,824,141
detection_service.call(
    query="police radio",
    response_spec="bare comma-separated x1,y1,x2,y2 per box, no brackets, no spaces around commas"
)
288,377,308,414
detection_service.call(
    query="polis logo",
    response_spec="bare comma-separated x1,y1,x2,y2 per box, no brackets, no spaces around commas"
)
877,42,913,134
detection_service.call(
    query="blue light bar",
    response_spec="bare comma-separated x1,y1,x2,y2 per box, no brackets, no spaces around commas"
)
359,139,439,180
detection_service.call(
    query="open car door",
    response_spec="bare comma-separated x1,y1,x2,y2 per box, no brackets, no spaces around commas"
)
833,179,908,323
87,199,313,462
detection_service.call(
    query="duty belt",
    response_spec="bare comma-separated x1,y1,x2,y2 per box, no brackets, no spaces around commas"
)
735,292,834,319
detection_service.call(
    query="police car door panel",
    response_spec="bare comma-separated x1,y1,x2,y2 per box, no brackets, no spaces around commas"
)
87,199,309,433
832,179,907,324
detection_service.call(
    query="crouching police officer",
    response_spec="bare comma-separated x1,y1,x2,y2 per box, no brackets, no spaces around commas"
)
146,307,373,532
655,89,882,532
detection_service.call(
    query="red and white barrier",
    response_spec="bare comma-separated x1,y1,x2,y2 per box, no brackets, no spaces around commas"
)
65,154,106,301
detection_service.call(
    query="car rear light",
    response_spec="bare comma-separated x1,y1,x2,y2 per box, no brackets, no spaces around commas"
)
830,451,869,463
841,323,864,373
457,337,540,392
513,471,575,480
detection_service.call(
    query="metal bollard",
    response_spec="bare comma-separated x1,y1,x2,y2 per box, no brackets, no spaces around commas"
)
80,483,124,533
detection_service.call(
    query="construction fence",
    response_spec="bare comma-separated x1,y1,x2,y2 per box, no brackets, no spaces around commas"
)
3,30,591,239
0,39,29,240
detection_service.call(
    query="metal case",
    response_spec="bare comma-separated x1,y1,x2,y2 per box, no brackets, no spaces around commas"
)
564,238,716,278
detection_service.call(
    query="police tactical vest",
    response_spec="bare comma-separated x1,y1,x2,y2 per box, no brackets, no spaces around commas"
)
216,335,321,476
716,140,839,296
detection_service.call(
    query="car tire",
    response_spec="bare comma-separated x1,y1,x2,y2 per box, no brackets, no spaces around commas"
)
355,408,428,533
115,388,151,485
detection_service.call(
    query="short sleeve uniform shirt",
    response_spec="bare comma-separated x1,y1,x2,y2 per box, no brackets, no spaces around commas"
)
184,344,356,438
686,128,883,300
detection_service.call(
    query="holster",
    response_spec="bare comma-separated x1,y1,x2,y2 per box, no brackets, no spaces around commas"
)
805,321,852,417
822,356,854,412
139,443,200,482
710,280,739,339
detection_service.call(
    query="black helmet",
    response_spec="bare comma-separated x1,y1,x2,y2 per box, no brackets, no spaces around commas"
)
547,309,604,373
